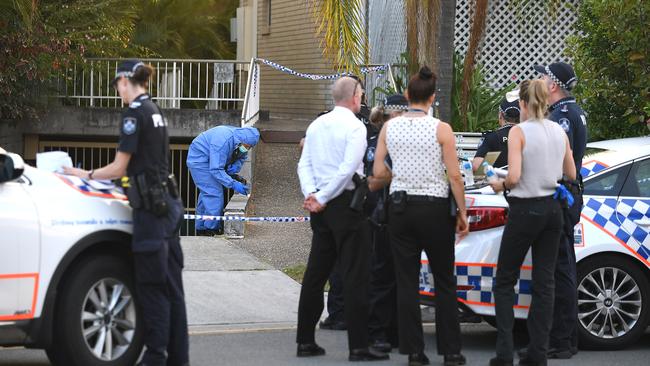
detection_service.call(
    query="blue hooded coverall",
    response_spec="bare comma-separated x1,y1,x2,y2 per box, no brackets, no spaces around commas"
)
186,126,260,231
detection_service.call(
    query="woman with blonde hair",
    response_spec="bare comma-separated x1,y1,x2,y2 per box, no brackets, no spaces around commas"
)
488,80,576,366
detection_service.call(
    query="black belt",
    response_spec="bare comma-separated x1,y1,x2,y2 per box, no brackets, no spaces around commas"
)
506,195,555,203
406,194,447,203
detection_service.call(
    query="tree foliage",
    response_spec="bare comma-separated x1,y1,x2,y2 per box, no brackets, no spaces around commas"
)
1,0,238,120
567,0,650,140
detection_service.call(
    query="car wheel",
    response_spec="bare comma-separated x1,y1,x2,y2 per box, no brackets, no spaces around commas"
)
46,255,143,366
577,255,650,350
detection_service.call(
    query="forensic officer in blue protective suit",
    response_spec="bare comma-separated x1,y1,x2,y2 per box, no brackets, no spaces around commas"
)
187,125,260,236
65,60,189,366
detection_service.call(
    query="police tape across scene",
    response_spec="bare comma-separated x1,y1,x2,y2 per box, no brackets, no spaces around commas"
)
183,214,310,222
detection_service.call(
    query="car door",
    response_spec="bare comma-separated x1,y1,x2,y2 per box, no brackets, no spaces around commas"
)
0,175,40,321
614,157,650,264
581,162,632,247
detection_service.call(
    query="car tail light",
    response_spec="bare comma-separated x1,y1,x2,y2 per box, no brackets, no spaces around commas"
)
468,207,508,231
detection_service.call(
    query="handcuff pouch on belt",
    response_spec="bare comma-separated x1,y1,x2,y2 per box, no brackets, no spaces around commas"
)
350,173,370,212
125,172,179,216
390,191,407,214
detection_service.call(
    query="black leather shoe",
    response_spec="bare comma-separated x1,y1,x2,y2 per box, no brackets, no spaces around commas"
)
518,358,547,366
349,347,389,361
570,346,578,355
489,357,514,366
297,343,325,357
408,352,430,366
547,348,573,359
319,316,347,330
371,339,392,353
444,353,466,366
519,347,572,360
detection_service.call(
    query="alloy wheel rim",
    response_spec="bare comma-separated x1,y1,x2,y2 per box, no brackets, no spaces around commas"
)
81,278,136,361
578,267,642,339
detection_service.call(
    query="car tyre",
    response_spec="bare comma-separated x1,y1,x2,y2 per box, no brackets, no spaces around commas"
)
577,255,650,350
46,255,143,366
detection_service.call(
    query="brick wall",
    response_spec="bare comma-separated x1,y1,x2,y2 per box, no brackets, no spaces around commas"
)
256,0,335,119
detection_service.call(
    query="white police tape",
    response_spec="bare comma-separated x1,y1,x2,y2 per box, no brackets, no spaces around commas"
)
256,58,390,80
184,214,310,222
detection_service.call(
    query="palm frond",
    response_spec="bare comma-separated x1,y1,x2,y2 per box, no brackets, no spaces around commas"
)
310,0,367,74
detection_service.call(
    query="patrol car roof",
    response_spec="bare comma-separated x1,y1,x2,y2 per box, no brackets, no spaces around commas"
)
586,136,650,151
585,137,650,168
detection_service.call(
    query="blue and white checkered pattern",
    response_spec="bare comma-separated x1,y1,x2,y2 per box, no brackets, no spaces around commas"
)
582,197,650,261
419,263,533,307
580,161,608,178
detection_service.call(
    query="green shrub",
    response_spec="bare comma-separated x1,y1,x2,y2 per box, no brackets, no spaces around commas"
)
450,53,515,133
567,0,650,140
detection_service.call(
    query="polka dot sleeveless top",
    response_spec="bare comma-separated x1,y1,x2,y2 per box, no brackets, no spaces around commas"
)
386,115,449,197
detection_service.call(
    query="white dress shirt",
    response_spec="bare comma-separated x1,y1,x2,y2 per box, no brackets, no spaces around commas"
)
298,106,367,205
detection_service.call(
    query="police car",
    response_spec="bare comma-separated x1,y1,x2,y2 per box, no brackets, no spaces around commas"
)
420,137,650,350
0,151,142,365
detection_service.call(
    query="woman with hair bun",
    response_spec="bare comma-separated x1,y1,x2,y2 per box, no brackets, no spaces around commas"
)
488,79,576,366
64,60,189,366
371,66,468,366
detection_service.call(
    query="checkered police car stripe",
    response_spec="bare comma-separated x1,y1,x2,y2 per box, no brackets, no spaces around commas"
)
582,197,650,263
420,262,533,308
581,160,609,178
56,174,127,200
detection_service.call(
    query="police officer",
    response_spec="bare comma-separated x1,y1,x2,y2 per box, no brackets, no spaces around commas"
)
367,94,408,352
534,61,587,359
64,60,189,366
472,96,520,171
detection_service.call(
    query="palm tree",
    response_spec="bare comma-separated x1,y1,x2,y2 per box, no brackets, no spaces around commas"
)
309,0,368,75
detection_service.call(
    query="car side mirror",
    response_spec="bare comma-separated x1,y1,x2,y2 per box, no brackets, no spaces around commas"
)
0,152,25,183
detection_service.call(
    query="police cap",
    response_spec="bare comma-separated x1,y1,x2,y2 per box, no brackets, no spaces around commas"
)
499,98,520,120
111,59,145,87
383,94,408,112
534,62,577,91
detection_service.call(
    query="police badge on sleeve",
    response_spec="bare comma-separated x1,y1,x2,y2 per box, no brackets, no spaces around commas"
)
559,118,570,132
122,117,137,135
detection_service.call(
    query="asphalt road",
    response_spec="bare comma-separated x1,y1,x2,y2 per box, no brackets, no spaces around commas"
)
1,323,648,366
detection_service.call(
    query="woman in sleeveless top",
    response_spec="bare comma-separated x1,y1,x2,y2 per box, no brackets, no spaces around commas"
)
370,67,468,366
488,80,576,366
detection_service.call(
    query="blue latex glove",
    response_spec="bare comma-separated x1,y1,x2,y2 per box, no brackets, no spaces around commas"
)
232,181,249,195
554,184,574,207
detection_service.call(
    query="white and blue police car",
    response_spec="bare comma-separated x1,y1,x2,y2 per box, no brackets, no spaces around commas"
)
420,137,650,350
0,150,143,366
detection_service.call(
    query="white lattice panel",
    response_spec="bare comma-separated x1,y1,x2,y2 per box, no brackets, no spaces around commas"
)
368,0,579,88
454,0,580,87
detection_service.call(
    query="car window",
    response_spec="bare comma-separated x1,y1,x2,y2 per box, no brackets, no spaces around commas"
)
583,164,631,197
621,158,650,197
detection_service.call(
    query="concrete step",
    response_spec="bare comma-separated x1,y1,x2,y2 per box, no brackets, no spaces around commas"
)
255,115,312,143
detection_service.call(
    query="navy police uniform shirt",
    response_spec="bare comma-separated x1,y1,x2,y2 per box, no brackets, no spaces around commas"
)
548,97,587,174
118,93,170,177
475,124,515,168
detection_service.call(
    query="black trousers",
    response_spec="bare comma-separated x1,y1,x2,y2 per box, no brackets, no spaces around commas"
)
550,192,582,350
494,196,563,362
296,191,372,350
133,198,189,366
368,224,398,344
389,199,461,355
326,264,345,322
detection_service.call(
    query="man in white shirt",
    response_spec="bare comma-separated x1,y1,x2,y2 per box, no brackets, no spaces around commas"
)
295,77,388,361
